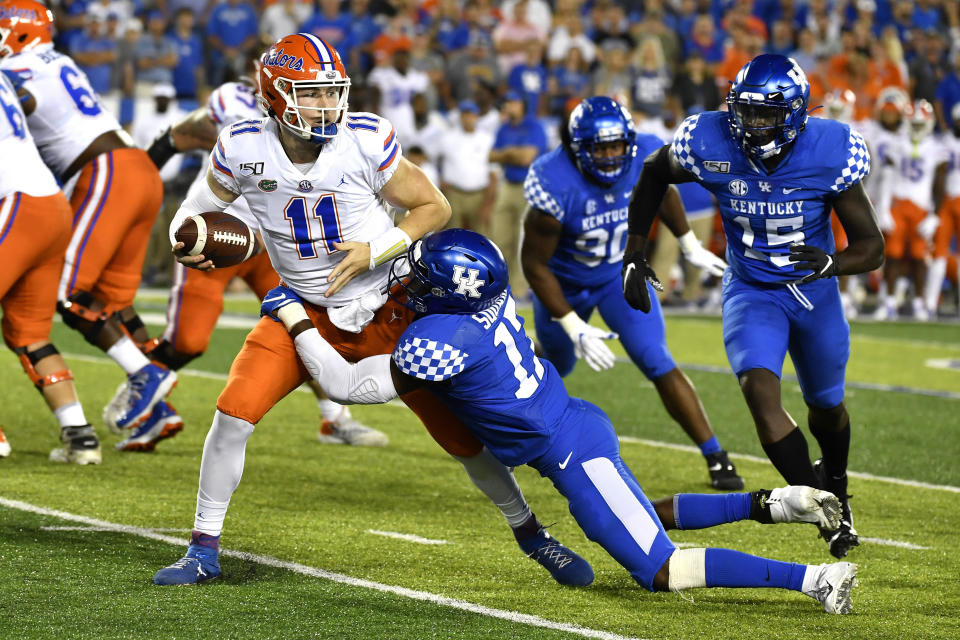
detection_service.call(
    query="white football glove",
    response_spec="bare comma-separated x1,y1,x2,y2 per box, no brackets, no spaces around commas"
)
557,311,619,372
918,214,939,241
677,231,728,277
877,208,895,232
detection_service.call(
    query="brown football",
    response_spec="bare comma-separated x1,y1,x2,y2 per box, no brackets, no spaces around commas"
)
175,211,259,268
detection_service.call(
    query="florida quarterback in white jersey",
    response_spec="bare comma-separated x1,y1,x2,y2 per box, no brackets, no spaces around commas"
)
0,70,101,463
155,33,593,586
0,0,174,436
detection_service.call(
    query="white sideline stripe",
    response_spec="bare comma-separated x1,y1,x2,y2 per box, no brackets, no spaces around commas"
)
57,352,960,493
1,497,645,640
860,537,930,550
367,530,448,545
40,526,191,533
617,436,960,495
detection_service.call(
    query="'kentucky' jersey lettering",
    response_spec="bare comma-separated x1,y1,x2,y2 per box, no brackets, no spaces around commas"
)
671,111,870,284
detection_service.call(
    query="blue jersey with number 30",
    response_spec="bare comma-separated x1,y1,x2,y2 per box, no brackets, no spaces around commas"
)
392,290,571,467
672,111,870,283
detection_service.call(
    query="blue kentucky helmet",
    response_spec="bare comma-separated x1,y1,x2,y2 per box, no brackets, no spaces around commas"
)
726,54,810,161
567,96,637,185
388,229,509,315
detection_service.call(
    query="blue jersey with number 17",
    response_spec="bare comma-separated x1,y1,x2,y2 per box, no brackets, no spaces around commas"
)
671,111,870,284
391,290,570,467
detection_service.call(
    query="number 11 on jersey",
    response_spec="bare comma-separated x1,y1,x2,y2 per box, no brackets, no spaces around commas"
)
283,194,343,259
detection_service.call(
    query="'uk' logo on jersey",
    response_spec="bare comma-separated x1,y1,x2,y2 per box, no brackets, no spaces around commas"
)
604,193,616,204
728,179,749,196
452,266,484,298
759,181,772,193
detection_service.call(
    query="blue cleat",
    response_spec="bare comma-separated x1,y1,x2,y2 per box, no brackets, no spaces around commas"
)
260,285,304,322
154,543,220,585
115,401,184,452
518,528,594,586
114,364,177,430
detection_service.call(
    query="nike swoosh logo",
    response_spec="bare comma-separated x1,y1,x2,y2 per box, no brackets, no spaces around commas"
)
262,295,285,304
622,263,635,288
782,187,802,194
708,463,722,471
558,451,573,470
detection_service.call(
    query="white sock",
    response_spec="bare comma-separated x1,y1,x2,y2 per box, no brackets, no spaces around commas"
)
925,257,947,313
194,410,255,536
53,401,87,428
454,447,531,528
318,398,346,421
106,336,150,375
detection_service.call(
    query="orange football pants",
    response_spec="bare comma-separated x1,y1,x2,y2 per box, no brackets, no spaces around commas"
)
886,198,928,260
0,192,73,349
163,251,280,355
60,148,163,312
216,293,484,457
934,196,960,258
830,211,848,252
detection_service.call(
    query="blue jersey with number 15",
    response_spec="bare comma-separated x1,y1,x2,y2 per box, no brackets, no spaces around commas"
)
671,111,870,284
392,290,571,467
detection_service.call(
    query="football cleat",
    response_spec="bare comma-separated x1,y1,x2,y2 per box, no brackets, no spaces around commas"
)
813,459,860,558
153,544,221,586
103,381,130,435
115,401,184,452
318,413,388,447
517,528,594,587
113,364,177,430
802,562,858,614
705,450,745,490
764,486,841,529
0,425,10,458
49,424,101,465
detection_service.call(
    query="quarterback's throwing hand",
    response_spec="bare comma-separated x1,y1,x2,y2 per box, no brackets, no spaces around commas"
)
621,251,662,312
326,241,371,297
788,243,838,284
558,312,619,372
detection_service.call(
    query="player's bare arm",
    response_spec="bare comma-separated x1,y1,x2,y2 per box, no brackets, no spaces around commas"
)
170,169,240,271
829,182,885,276
520,206,572,318
147,106,220,169
326,156,452,297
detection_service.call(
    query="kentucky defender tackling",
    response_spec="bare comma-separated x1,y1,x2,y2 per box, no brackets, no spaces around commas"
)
622,54,884,559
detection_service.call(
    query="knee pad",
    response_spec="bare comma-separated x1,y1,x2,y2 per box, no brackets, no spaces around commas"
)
15,344,74,390
57,291,108,346
666,547,706,592
142,337,200,371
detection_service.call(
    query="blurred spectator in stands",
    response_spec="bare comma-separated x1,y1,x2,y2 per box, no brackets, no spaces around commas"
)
715,25,764,92
493,0,547,76
371,14,415,67
807,0,842,59
169,7,204,109
507,40,547,116
159,1,216,26
135,11,178,90
205,0,259,87
546,8,596,67
936,50,960,130
406,145,440,187
132,83,185,182
592,39,633,104
344,0,381,75
409,31,444,107
789,27,818,71
832,44,904,121
633,37,670,118
766,19,795,57
445,29,500,107
550,45,590,116
888,0,915,44
87,0,132,25
910,1,943,35
469,0,502,33
722,0,768,42
432,0,470,54
438,100,497,234
630,5,680,69
368,47,429,142
71,15,117,95
407,92,448,166
685,14,725,66
588,0,632,50
259,0,312,46
300,0,351,50
55,0,93,51
909,29,948,104
671,50,720,116
673,0,702,42
502,0,552,36
115,17,141,127
488,90,547,298
474,81,502,137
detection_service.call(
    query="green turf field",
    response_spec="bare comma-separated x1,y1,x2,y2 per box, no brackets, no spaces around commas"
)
1,295,958,640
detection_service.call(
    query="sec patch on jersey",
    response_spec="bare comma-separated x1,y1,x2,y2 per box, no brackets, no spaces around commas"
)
175,211,259,268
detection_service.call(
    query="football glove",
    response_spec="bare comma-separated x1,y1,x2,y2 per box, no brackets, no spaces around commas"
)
917,214,939,241
557,312,619,372
621,251,663,313
677,230,728,277
788,243,838,284
260,285,304,322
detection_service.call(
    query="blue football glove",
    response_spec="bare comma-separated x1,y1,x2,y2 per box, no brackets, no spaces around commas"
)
260,285,304,322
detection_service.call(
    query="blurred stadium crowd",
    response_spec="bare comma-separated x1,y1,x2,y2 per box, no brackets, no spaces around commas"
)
44,0,960,319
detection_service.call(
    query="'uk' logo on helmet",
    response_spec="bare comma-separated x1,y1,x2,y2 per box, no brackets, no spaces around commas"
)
263,48,304,71
452,266,484,298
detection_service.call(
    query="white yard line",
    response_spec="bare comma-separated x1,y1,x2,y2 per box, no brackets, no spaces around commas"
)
2,496,644,640
859,537,930,550
40,525,192,533
367,530,448,545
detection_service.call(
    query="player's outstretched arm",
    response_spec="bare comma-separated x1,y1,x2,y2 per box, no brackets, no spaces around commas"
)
147,106,219,169
656,186,728,277
169,169,240,271
817,182,884,279
326,156,451,297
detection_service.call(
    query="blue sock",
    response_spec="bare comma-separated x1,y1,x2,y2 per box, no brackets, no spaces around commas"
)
190,531,220,550
698,436,722,456
705,548,806,591
674,493,751,529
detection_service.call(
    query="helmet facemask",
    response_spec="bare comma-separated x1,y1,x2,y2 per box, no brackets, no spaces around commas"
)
728,94,802,160
264,72,351,145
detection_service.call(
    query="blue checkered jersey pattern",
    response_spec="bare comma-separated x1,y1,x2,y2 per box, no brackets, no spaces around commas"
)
523,138,653,288
392,290,571,467
671,111,870,284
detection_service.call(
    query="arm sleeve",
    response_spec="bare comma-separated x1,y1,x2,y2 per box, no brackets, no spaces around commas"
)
294,330,399,404
523,161,565,221
829,128,871,193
